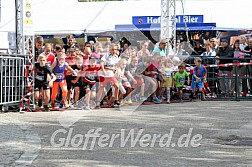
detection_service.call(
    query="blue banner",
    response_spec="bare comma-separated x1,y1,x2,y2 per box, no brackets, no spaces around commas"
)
115,22,216,32
132,15,204,25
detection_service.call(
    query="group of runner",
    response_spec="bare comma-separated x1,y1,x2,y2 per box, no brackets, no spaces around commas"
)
32,35,207,111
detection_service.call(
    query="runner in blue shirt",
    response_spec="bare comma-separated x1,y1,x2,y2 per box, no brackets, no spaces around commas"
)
191,57,207,100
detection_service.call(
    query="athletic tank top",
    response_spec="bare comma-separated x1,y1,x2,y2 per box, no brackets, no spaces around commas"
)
53,60,67,82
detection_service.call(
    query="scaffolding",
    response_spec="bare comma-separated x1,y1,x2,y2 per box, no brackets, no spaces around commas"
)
15,0,34,55
160,0,176,55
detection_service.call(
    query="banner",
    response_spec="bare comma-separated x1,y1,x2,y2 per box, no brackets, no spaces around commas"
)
132,15,204,25
0,0,1,23
23,0,34,35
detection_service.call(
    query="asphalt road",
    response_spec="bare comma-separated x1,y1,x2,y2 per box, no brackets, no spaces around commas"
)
2,101,252,167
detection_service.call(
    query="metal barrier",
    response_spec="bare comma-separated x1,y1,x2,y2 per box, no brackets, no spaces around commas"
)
0,54,27,111
185,56,252,101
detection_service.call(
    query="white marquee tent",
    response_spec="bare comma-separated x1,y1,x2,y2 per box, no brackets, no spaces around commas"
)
0,0,252,48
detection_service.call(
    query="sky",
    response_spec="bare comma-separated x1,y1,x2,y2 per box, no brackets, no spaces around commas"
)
0,0,251,48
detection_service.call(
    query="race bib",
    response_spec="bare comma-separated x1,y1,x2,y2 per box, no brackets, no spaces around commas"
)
55,73,64,80
46,62,52,67
164,71,172,77
106,56,115,67
35,74,44,81
178,77,185,84
195,78,202,83
86,73,96,80
130,68,137,74
105,63,114,67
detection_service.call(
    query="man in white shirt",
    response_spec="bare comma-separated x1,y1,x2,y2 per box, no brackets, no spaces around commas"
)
96,44,120,108
201,41,216,57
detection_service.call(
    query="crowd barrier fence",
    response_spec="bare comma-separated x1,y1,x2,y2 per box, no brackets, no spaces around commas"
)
0,54,28,111
185,56,252,101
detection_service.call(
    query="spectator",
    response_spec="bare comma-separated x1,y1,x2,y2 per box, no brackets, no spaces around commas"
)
103,42,111,53
242,38,252,55
239,36,248,51
201,41,216,57
89,40,95,52
75,47,81,56
63,35,80,53
200,41,217,93
233,40,244,59
54,44,63,57
192,40,206,55
152,39,169,57
241,38,252,96
231,40,243,96
216,39,234,96
35,36,44,61
176,42,190,56
123,43,130,52
82,47,91,66
210,37,219,53
91,42,103,64
82,42,92,53
114,42,122,56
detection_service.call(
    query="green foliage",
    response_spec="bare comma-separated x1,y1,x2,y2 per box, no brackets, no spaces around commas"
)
78,0,123,2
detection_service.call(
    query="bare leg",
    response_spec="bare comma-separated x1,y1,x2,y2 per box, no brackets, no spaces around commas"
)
44,89,50,105
85,88,90,106
113,83,119,101
74,87,80,103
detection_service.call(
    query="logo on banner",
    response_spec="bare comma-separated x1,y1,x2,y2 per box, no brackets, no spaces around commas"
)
132,15,204,25
138,17,143,24
23,0,33,35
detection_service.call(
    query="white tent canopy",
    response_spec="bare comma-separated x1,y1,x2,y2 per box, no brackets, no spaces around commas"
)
0,0,252,35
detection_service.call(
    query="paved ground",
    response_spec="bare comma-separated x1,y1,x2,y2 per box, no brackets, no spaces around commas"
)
1,101,252,167
0,114,41,167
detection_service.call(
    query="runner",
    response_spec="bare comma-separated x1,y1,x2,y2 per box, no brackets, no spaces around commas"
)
51,53,76,109
33,54,56,112
96,44,120,108
81,56,100,110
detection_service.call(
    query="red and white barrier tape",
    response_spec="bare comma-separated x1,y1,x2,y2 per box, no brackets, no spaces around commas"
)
217,73,252,77
205,62,252,68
